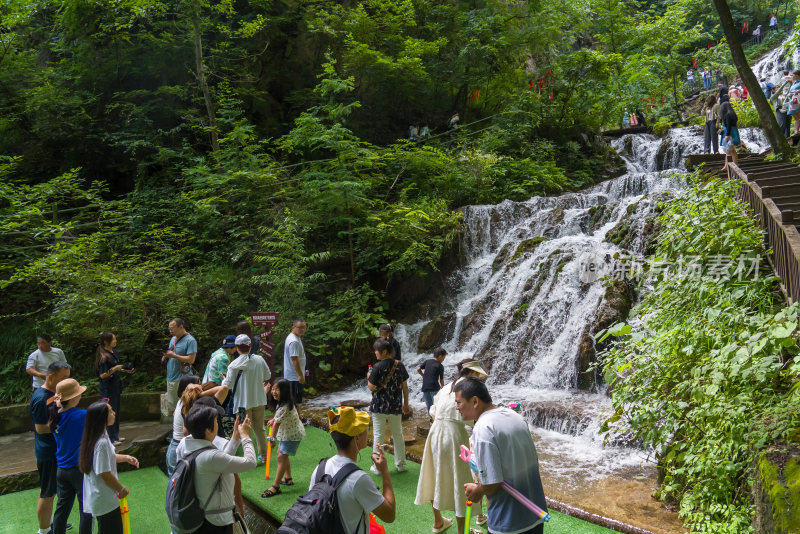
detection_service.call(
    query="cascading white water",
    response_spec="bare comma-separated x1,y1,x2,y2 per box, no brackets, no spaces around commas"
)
751,31,800,83
311,126,769,486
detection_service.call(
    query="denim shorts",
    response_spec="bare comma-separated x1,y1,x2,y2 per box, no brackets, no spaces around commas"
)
279,440,301,456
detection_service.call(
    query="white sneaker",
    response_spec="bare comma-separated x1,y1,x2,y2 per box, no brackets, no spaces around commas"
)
112,440,123,446
370,464,380,475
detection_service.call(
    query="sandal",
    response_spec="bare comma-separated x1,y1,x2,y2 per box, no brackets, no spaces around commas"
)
261,485,281,498
476,514,487,526
280,477,294,486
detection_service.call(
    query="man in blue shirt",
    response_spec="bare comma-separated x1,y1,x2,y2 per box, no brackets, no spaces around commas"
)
164,317,197,414
29,361,71,534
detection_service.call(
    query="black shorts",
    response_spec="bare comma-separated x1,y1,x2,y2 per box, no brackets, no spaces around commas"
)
37,459,57,498
289,381,303,404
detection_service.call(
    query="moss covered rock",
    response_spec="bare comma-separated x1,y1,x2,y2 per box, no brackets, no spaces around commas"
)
417,313,457,351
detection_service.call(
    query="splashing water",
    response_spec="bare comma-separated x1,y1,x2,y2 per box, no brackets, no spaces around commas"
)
310,129,770,490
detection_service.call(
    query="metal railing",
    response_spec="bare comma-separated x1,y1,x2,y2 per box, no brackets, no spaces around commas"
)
727,163,800,303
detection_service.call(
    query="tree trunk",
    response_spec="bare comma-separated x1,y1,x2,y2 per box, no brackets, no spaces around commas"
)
712,0,792,157
191,2,220,153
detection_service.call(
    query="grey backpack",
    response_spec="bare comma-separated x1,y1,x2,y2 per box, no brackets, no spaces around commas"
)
166,446,228,533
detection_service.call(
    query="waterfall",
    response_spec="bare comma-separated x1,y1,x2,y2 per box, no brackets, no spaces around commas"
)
310,127,771,484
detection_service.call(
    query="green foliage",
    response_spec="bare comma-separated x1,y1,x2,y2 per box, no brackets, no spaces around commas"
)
601,175,800,532
652,116,675,137
731,98,762,128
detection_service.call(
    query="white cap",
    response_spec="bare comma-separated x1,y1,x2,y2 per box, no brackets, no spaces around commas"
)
235,334,252,346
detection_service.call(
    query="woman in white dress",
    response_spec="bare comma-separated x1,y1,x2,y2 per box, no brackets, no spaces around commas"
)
414,359,489,533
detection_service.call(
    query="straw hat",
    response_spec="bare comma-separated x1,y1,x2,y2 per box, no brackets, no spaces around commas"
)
50,378,87,411
328,406,370,437
461,360,489,377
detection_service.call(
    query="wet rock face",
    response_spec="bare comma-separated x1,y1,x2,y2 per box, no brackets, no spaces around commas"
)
576,279,635,391
417,313,457,352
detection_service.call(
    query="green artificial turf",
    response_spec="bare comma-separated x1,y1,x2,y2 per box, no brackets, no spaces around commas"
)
0,467,169,534
1,427,615,534
239,425,616,534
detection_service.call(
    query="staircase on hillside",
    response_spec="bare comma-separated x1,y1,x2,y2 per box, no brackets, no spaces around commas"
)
686,152,800,303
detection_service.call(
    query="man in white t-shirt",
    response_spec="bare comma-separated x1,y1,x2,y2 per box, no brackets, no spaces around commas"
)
283,319,307,404
223,334,270,461
455,377,547,534
309,407,396,534
26,334,67,389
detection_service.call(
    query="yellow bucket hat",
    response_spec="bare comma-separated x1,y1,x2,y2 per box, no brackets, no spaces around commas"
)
328,406,370,437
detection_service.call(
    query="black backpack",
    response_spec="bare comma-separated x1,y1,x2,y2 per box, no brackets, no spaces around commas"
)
166,446,228,534
277,458,365,534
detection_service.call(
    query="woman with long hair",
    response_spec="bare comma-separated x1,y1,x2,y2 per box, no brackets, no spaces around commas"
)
95,332,133,445
702,95,718,154
79,401,139,534
166,376,228,475
49,378,92,534
414,358,489,534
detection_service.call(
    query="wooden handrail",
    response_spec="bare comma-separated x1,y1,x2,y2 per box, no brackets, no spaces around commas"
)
726,163,800,303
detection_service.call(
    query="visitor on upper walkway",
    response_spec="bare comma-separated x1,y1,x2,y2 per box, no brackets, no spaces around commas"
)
49,378,92,534
448,112,460,131
224,334,270,461
419,124,431,139
79,400,140,534
283,319,307,407
30,361,71,534
770,14,778,30
415,359,489,534
96,332,134,445
686,69,695,91
703,95,719,155
310,406,396,534
703,68,712,90
417,347,447,415
177,405,256,534
203,335,237,386
163,318,197,415
720,100,741,169
786,70,800,135
378,323,402,361
367,338,411,474
26,333,67,390
753,25,762,44
771,75,792,138
621,112,630,128
456,377,548,534
635,110,647,127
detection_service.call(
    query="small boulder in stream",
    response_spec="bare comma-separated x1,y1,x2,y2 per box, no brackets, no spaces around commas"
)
417,313,457,351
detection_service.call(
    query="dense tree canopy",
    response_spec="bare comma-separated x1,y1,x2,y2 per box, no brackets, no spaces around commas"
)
3,0,800,531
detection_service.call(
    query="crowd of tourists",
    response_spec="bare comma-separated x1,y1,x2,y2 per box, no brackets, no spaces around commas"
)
26,320,546,534
699,69,800,169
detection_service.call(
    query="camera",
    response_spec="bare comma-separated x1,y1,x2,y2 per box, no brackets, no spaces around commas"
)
122,362,134,371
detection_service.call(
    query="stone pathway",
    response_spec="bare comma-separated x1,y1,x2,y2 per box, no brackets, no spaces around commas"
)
0,421,170,478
